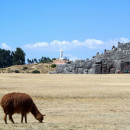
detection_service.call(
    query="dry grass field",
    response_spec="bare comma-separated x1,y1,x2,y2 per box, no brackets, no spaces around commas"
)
0,74,130,130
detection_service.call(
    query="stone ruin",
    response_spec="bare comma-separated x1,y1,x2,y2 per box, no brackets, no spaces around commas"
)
50,42,130,74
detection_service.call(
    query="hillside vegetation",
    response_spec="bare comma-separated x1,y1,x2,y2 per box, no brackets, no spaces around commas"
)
0,63,56,74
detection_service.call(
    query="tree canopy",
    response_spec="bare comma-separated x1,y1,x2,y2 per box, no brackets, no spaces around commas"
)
27,57,53,64
0,49,13,68
12,48,25,65
0,48,25,68
0,47,56,68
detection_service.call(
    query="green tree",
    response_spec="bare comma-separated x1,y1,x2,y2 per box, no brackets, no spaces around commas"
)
52,58,56,61
0,49,13,68
39,57,52,63
12,48,25,65
27,57,52,64
31,59,34,64
27,59,31,64
51,64,56,68
34,58,38,63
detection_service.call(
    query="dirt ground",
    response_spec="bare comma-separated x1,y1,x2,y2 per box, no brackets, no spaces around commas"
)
0,74,130,130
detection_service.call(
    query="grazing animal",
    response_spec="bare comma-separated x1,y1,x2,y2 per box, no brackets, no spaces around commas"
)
0,92,46,124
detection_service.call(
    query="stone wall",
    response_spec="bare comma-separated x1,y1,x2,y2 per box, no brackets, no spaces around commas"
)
49,42,130,74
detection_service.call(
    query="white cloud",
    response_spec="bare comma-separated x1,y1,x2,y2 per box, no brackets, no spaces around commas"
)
24,42,48,48
24,38,104,51
23,37,130,52
1,43,11,50
50,40,69,45
82,39,104,49
69,39,104,49
64,54,79,61
101,37,130,50
119,37,130,43
2,37,130,52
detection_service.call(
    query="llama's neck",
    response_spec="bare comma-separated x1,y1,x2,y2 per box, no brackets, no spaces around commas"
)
31,103,41,118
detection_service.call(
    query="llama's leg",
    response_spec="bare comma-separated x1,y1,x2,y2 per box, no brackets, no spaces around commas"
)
25,114,27,123
4,114,7,124
21,114,24,123
9,114,14,123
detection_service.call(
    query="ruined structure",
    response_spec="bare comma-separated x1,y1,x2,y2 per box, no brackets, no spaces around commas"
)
50,42,130,74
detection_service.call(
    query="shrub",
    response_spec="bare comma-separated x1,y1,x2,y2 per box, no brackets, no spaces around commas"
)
23,67,28,70
14,70,20,73
51,64,56,68
32,70,40,74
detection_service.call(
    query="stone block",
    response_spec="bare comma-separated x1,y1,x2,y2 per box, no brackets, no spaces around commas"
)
110,68,115,74
75,60,86,68
85,61,92,69
95,64,102,74
88,68,95,74
77,68,83,74
83,69,88,74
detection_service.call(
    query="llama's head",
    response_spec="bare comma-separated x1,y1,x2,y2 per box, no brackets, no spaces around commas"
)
36,113,46,123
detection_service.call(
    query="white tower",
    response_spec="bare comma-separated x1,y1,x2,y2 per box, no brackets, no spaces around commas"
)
60,48,63,60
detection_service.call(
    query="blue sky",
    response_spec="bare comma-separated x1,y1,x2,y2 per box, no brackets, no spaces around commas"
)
0,0,130,61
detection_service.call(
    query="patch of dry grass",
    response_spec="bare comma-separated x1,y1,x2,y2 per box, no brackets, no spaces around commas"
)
0,74,130,130
0,63,55,74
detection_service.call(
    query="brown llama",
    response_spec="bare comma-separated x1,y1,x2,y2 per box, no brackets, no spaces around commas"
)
0,92,46,124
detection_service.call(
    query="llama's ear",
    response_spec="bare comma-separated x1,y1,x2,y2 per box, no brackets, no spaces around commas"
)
43,114,46,116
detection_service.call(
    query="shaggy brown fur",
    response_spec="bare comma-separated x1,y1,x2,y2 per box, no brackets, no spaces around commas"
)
0,92,45,124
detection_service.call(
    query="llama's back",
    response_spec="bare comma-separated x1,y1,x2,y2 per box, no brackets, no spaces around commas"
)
1,92,34,114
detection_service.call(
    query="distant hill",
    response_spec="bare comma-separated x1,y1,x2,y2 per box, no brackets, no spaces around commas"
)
0,63,56,74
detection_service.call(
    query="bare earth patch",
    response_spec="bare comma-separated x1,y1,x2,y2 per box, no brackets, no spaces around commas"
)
0,74,130,130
